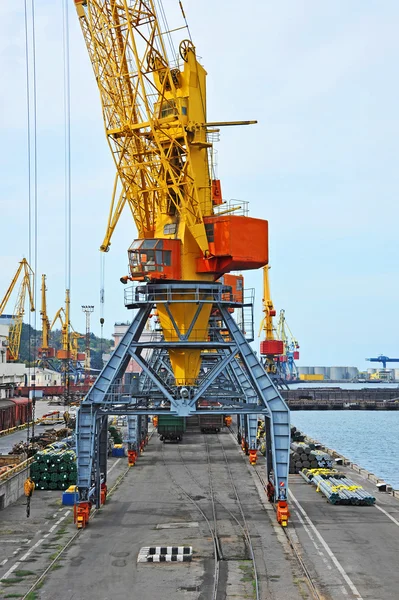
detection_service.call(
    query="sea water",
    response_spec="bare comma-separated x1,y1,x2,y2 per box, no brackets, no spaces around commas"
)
291,410,399,489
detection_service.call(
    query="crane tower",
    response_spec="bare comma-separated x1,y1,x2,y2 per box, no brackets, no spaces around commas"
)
73,0,290,529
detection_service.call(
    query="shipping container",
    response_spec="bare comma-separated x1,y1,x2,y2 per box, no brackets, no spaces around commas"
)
158,415,186,442
299,374,324,381
199,414,224,433
0,400,17,431
11,398,32,426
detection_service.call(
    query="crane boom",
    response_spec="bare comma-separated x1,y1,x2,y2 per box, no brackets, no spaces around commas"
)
0,259,35,362
75,0,211,259
40,275,50,350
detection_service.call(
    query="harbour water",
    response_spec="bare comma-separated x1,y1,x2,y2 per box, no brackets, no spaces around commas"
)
291,411,399,490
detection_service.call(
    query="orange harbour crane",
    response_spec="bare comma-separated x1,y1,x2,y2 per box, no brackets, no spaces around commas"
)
51,289,85,385
73,0,290,529
259,266,284,374
0,259,35,362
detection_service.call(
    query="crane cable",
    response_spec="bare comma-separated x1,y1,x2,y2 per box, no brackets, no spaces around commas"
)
24,0,38,443
62,0,72,399
100,254,105,356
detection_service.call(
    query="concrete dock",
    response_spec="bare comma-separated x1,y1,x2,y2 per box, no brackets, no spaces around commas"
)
0,429,398,599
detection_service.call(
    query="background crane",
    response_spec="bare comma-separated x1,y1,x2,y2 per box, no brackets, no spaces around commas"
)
276,309,300,381
0,259,35,362
37,274,56,364
259,266,284,374
366,355,399,369
51,289,85,386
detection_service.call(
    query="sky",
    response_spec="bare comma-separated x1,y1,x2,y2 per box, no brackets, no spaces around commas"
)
0,0,398,371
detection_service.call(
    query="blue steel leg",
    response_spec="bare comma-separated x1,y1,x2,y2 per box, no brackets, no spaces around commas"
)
219,306,290,501
76,404,98,501
127,416,139,450
247,414,258,450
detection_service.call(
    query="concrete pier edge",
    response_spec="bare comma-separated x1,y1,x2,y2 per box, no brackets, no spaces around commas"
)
301,432,397,498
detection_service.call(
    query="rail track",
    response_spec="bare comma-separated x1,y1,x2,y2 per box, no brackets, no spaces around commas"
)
226,425,323,600
161,441,221,600
161,433,261,600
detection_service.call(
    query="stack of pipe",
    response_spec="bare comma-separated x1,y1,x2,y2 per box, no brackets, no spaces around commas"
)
291,426,305,443
289,442,333,474
300,468,376,506
30,447,77,490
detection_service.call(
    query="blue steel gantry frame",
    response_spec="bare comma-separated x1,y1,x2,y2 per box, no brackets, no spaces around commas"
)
76,282,290,508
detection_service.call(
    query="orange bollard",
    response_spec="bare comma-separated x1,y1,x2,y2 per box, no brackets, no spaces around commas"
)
100,483,107,505
241,438,246,452
248,448,258,466
128,449,137,466
152,416,158,427
74,501,91,529
266,481,275,503
224,415,232,427
276,500,290,527
139,440,145,454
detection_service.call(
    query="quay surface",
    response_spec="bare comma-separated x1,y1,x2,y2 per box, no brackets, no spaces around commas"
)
0,430,398,599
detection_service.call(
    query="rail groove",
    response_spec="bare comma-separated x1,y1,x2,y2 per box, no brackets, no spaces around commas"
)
161,441,220,600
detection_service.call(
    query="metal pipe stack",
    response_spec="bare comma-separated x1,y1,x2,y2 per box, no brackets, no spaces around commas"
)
290,441,333,474
300,468,376,506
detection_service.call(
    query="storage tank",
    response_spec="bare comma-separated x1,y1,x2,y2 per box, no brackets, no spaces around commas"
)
394,369,399,381
314,367,326,376
297,367,310,375
330,367,346,381
346,367,359,380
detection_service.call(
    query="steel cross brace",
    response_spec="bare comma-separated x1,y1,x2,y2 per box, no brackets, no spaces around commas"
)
218,305,290,498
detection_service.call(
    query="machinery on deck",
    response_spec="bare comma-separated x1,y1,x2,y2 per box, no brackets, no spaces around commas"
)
73,0,290,528
0,259,35,362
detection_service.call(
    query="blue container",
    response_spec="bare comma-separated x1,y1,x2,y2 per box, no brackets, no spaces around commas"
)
112,447,125,457
62,492,79,506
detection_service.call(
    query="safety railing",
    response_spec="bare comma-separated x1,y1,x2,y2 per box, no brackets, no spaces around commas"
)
213,198,249,217
0,457,34,483
124,282,250,307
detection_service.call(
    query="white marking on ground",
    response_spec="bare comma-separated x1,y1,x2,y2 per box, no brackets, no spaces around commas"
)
0,559,8,566
156,521,199,529
1,539,30,544
49,515,66,533
289,490,363,599
19,538,44,562
107,458,121,474
375,504,399,527
0,454,123,583
12,548,21,555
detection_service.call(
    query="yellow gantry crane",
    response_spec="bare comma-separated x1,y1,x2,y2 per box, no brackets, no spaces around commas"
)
74,0,266,385
0,259,35,362
259,266,283,373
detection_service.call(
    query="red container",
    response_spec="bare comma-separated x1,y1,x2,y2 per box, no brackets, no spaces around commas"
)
260,340,284,356
293,351,300,360
276,355,287,363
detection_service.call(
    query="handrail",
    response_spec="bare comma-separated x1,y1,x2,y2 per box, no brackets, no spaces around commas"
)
0,457,34,483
